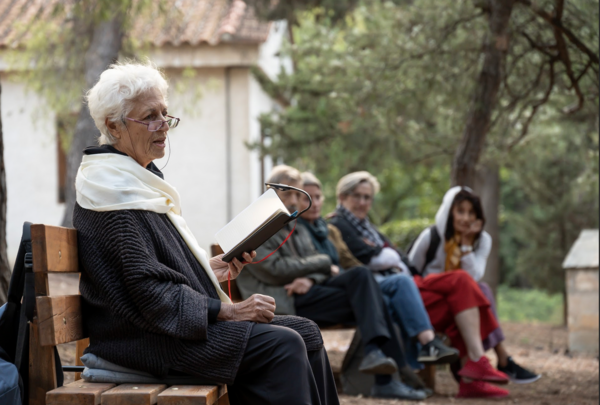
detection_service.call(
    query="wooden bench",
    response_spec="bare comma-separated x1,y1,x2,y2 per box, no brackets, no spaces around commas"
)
30,224,229,405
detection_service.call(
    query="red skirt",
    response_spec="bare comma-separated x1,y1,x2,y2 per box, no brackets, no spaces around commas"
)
413,270,499,357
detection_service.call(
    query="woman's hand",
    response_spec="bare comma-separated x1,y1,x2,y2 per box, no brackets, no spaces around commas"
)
210,251,257,283
284,277,314,296
217,294,276,323
461,219,483,247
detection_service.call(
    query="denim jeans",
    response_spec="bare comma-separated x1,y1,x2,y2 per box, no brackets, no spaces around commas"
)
377,273,433,370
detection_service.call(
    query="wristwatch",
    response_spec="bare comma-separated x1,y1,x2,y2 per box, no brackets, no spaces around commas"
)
460,245,473,253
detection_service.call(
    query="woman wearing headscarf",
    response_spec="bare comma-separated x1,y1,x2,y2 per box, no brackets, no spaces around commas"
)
330,171,510,398
73,61,339,405
409,187,541,385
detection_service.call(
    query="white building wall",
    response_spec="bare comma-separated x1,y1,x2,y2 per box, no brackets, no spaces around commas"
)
1,77,65,262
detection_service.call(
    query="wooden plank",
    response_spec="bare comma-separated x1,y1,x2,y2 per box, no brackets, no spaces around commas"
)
29,320,58,405
216,385,229,405
101,384,167,405
417,364,436,391
35,273,50,297
157,385,218,405
32,224,78,273
46,380,115,405
36,295,84,346
75,338,90,381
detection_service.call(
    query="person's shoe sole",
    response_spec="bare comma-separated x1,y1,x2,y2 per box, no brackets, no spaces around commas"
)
418,351,460,365
509,374,542,384
359,359,398,375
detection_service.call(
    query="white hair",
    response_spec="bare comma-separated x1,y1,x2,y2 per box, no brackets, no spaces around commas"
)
301,172,322,189
86,61,169,145
268,165,302,185
336,171,380,199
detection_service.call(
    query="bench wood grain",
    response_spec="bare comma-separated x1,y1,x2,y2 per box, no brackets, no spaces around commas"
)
157,385,219,405
46,380,116,405
36,295,84,346
32,224,78,273
101,384,167,405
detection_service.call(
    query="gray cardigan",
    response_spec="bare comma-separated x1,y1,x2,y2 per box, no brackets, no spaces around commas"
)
236,221,332,315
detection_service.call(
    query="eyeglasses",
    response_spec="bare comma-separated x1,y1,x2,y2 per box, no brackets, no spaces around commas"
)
124,115,180,132
349,193,372,202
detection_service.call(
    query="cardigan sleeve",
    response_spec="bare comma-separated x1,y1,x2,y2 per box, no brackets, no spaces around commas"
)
328,219,383,265
460,231,492,281
84,211,211,341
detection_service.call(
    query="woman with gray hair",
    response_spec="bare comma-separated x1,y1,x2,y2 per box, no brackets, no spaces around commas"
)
74,61,339,405
330,171,511,399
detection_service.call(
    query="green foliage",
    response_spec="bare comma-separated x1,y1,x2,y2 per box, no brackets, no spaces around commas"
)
379,218,433,252
498,112,599,293
496,285,564,325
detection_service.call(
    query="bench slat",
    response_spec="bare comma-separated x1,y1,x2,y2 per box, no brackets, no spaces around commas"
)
36,295,84,346
101,384,167,405
46,380,116,405
32,224,78,273
157,385,219,405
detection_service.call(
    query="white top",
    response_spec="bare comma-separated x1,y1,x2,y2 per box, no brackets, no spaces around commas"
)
407,186,492,282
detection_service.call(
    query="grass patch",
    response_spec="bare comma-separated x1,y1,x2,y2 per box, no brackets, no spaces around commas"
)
497,285,563,325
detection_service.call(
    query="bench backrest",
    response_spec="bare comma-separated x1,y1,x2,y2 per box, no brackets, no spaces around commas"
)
30,224,89,405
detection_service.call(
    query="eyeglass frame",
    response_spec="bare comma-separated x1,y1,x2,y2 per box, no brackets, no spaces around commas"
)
123,115,180,132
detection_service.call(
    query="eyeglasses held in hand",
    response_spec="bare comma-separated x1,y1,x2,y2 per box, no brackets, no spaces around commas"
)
124,115,180,132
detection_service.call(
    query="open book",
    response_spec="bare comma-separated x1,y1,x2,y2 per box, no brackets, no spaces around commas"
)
215,188,295,262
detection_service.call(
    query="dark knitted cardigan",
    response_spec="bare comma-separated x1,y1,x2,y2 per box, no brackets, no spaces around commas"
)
73,203,323,384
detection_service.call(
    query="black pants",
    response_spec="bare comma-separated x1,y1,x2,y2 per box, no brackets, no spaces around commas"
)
228,323,339,405
295,266,407,369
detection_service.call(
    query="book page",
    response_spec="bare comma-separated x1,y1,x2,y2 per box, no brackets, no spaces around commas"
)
215,188,290,253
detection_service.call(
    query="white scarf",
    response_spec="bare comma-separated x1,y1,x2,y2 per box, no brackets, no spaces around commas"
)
76,153,231,303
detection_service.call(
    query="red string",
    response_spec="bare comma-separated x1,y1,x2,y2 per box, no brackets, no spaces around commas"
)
227,221,297,301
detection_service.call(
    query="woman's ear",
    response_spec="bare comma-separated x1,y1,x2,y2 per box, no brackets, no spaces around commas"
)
105,118,121,139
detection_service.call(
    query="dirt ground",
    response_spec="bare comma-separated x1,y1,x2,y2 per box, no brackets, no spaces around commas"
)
51,275,598,405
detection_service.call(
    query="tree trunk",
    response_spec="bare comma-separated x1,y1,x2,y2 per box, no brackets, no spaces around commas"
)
451,0,515,187
475,163,500,297
0,84,10,304
62,16,125,227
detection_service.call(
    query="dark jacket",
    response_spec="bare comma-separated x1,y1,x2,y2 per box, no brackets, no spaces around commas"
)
236,221,332,315
328,214,415,272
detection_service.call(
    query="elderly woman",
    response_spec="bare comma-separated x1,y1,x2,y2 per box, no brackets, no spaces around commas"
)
329,172,511,399
74,62,338,405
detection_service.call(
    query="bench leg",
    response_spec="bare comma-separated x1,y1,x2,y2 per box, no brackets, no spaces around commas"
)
29,320,58,405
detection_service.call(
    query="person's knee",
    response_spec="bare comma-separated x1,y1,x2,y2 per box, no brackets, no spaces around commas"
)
348,265,372,281
453,269,476,286
272,327,306,355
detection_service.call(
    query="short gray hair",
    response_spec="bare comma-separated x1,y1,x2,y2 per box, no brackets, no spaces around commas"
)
86,61,169,145
268,165,302,185
301,172,322,189
336,171,380,199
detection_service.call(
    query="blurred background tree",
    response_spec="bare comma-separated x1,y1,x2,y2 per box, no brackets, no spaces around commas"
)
250,0,599,305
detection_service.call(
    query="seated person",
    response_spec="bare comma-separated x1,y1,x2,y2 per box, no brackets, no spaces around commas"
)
299,172,459,371
409,186,541,384
74,62,338,405
236,165,427,401
329,171,510,399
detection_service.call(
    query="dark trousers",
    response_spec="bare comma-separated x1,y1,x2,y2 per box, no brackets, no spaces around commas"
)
228,323,339,405
295,266,407,368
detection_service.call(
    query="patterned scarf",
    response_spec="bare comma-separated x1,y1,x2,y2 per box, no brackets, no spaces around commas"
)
299,218,340,265
444,234,463,272
336,205,385,248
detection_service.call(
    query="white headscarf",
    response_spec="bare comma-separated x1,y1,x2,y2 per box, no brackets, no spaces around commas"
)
76,153,231,303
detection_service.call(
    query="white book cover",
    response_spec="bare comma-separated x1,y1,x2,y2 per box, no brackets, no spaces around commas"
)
215,188,290,253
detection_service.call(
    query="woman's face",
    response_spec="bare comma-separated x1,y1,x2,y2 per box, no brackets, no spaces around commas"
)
451,199,477,234
300,184,324,223
340,182,373,220
108,88,169,167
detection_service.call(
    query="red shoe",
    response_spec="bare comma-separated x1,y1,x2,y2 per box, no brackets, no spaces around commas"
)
457,380,510,398
458,356,510,384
